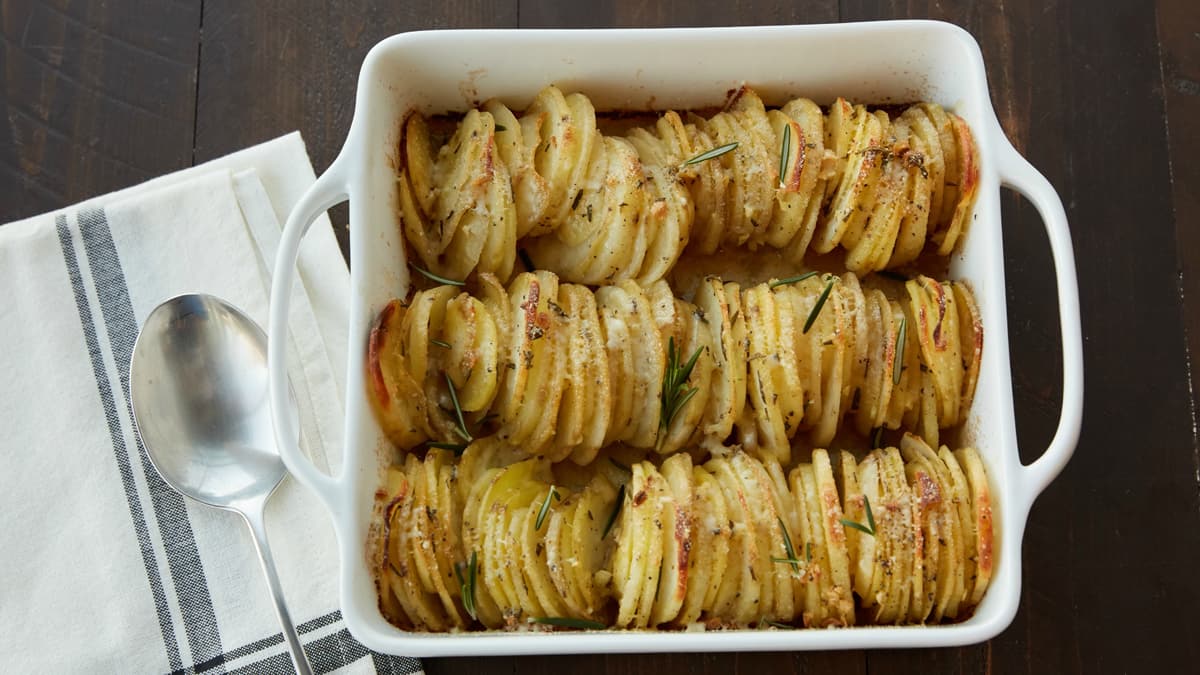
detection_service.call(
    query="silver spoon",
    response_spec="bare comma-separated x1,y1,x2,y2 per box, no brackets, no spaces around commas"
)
129,293,314,675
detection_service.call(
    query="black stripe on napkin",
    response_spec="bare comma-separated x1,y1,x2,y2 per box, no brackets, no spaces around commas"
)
73,207,226,669
187,610,422,675
55,213,185,673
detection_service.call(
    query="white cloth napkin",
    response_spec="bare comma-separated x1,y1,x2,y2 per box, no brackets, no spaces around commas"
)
0,133,423,675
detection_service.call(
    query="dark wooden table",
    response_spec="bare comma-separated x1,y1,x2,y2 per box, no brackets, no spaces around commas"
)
4,1,1197,672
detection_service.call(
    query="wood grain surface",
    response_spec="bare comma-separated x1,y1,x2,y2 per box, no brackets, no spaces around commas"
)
3,1,1198,673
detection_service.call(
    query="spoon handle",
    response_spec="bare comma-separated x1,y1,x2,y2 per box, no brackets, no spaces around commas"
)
243,505,315,675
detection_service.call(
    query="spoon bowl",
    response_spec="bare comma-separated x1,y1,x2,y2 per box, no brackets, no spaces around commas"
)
130,293,313,675
130,294,292,508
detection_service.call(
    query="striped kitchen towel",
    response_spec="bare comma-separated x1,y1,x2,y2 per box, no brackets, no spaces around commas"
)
0,133,422,675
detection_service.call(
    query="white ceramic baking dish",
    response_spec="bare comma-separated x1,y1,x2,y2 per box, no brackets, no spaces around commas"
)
266,21,1083,656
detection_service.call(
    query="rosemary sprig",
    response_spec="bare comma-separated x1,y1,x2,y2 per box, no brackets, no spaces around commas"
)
443,373,473,443
601,484,625,539
432,338,451,349
427,441,467,454
682,142,738,166
660,337,703,435
533,616,606,630
840,494,877,537
518,248,536,272
893,316,907,385
535,485,561,531
776,517,800,572
768,270,818,289
453,551,478,620
410,263,465,287
759,616,792,629
778,123,791,189
802,275,836,334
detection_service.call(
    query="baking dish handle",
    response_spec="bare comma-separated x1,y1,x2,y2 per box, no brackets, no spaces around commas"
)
996,139,1084,505
268,159,350,509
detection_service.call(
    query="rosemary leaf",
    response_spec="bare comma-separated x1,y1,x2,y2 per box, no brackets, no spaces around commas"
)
495,124,507,132
771,556,805,566
533,617,606,630
778,123,791,189
682,142,739,166
457,551,478,620
802,276,836,334
768,271,818,289
766,619,792,629
608,458,631,472
411,263,465,287
839,494,877,537
840,519,875,536
893,316,907,385
602,484,625,539
535,485,559,531
870,426,884,450
660,337,703,435
443,373,473,443
777,517,800,573
428,441,467,454
432,339,451,349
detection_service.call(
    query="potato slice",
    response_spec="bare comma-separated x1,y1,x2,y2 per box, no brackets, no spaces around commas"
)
519,489,571,618
366,300,432,449
743,283,789,460
732,452,791,621
615,462,667,628
789,461,822,625
555,284,612,465
681,119,731,254
651,453,695,626
693,466,732,618
880,447,915,625
695,278,747,441
888,116,932,268
812,449,854,625
620,281,667,448
569,474,618,617
765,111,809,248
545,497,589,617
845,117,909,274
855,453,887,615
939,446,976,617
899,106,946,239
854,289,894,436
936,113,979,255
900,438,944,623
814,103,884,254
953,282,984,418
484,98,549,236
907,276,964,426
525,86,595,235
954,447,994,609
917,102,959,231
705,457,755,624
441,294,500,413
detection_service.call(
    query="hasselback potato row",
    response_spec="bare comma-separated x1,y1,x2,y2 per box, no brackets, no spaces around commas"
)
376,435,993,631
398,85,978,286
367,269,981,464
